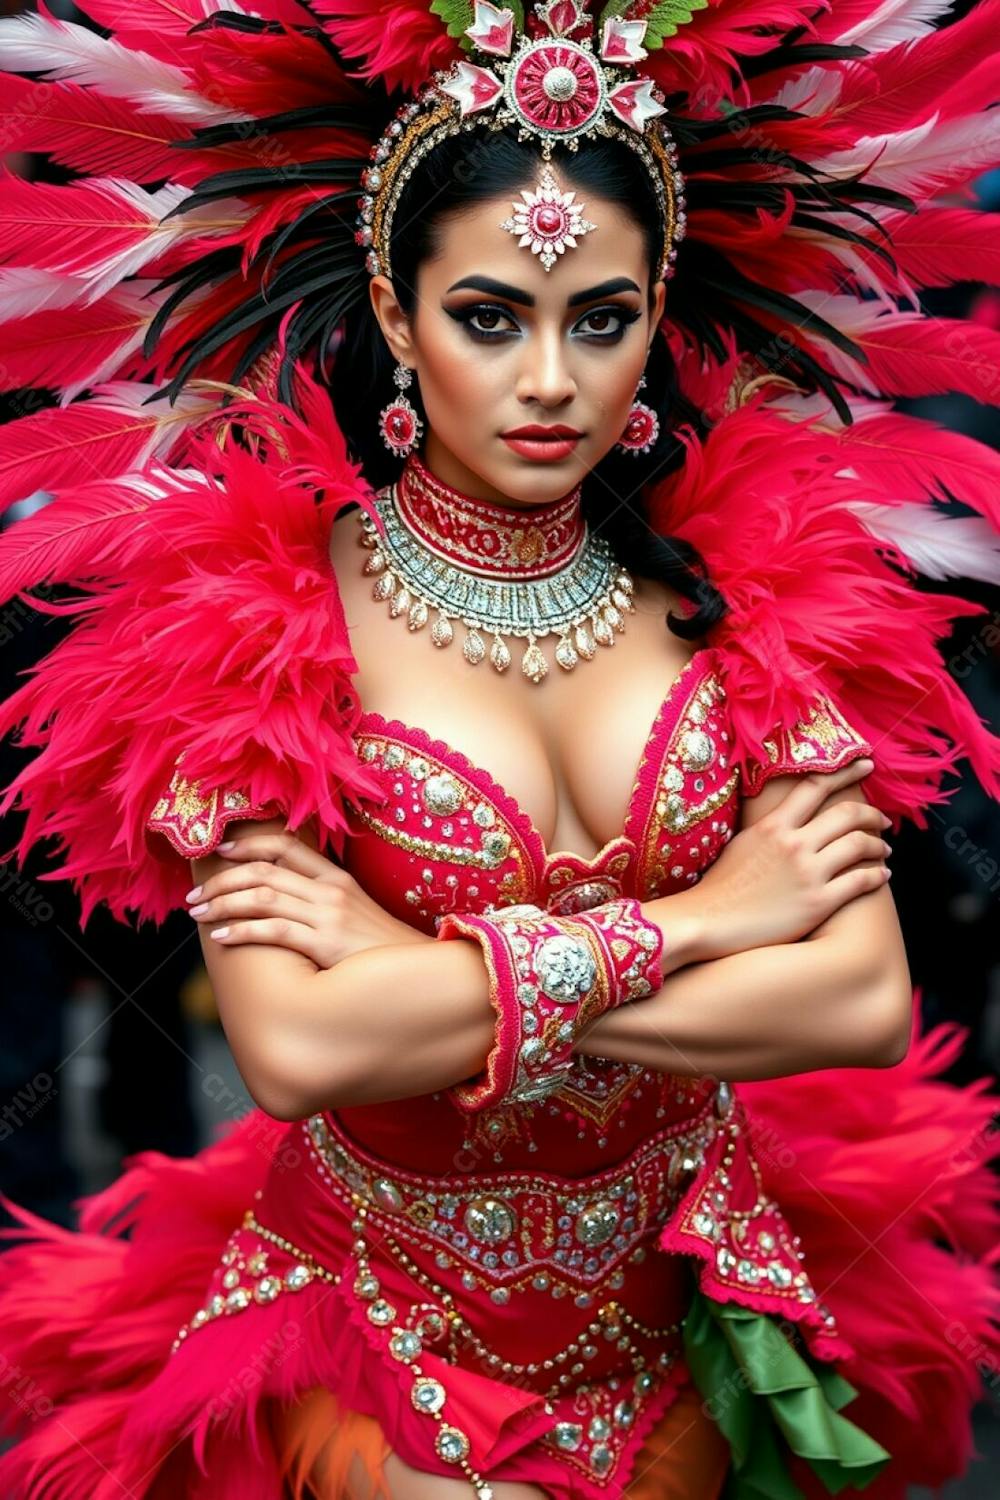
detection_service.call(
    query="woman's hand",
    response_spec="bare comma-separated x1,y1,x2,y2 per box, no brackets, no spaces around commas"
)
185,825,428,967
688,757,892,960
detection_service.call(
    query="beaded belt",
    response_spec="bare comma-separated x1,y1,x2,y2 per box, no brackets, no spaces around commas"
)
305,1099,722,1303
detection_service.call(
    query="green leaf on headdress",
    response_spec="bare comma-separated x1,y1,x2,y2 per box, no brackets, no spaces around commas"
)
430,0,474,44
434,0,525,51
599,0,709,48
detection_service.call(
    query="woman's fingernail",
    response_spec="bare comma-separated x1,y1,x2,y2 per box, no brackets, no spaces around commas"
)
210,927,230,940
189,902,209,916
879,813,891,827
217,841,235,852
185,886,203,901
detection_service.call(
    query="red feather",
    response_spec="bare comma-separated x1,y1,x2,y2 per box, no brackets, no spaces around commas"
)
77,0,315,60
310,0,463,94
855,314,1000,405
0,76,189,182
832,0,1000,134
647,404,1000,825
828,411,1000,527
188,22,368,115
0,391,214,516
0,287,153,397
0,170,180,281
879,208,1000,290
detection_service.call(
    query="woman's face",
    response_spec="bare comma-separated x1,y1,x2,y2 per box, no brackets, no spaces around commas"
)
370,180,666,508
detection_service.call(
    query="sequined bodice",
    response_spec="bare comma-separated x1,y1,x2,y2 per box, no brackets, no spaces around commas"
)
343,647,738,932
335,649,739,1170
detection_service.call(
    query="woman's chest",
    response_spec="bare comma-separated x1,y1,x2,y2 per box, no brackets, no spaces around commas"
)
343,648,741,929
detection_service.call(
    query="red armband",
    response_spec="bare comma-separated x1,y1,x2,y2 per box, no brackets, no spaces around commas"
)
436,896,663,1114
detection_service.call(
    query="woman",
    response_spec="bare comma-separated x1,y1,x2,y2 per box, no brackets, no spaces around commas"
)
0,3,998,1498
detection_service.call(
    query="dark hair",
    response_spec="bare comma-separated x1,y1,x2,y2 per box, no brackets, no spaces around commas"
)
328,128,727,643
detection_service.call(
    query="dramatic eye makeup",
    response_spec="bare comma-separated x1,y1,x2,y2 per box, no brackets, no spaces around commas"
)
442,274,644,345
446,301,640,343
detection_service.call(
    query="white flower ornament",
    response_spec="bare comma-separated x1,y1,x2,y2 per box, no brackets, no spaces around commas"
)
499,165,597,271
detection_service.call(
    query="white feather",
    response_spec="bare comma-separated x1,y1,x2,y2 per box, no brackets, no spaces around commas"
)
834,0,955,52
768,66,844,115
45,180,249,306
813,112,1000,197
0,12,243,123
0,268,92,320
846,500,1000,583
83,383,227,470
57,281,163,405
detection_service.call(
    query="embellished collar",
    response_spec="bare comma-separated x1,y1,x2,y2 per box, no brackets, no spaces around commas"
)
394,452,585,581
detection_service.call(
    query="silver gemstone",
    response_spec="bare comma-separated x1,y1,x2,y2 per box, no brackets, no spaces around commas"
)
422,774,462,816
543,64,578,101
411,1377,446,1414
464,1196,517,1244
371,1176,403,1212
435,1425,470,1463
284,1264,312,1291
388,1329,422,1362
534,935,597,1002
590,1444,613,1476
553,1421,583,1451
679,728,715,771
575,1200,620,1247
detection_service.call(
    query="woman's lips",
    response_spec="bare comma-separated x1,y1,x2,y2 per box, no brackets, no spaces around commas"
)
503,432,581,459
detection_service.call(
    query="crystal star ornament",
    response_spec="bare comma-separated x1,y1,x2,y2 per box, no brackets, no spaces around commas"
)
499,165,596,271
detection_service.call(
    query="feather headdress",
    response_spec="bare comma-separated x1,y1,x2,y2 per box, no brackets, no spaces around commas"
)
0,0,998,923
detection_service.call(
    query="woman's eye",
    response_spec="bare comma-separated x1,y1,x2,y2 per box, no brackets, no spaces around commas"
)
451,304,519,339
574,306,639,340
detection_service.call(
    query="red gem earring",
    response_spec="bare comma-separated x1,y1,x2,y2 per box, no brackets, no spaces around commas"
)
617,375,659,455
379,363,424,456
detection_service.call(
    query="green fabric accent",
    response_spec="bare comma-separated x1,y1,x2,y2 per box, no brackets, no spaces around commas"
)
683,1289,891,1499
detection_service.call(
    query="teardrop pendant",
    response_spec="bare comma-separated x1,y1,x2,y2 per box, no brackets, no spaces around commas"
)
372,572,396,602
521,638,548,683
574,623,596,660
593,615,614,648
363,550,386,576
463,628,486,666
489,634,511,673
555,635,578,671
431,613,454,647
408,599,428,631
390,586,411,618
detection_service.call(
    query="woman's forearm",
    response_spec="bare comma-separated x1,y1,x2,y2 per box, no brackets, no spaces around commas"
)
250,889,710,1117
252,885,902,1116
575,926,910,1080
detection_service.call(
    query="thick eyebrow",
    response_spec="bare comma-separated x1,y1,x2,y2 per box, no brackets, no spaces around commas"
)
444,274,643,307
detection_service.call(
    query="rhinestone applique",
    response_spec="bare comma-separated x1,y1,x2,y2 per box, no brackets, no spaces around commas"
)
305,1108,718,1296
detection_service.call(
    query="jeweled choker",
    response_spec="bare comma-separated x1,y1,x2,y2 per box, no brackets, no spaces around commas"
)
355,455,636,684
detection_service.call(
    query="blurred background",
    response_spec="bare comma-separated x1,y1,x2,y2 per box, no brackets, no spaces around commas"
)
0,1,997,1496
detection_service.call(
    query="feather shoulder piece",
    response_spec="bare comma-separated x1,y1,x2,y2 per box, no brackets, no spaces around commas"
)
648,389,1000,828
0,369,385,928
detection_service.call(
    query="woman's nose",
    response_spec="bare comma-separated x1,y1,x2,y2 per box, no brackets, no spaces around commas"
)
514,328,576,407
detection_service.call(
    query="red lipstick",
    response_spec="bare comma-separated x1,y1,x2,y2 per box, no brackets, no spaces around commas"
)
501,424,584,462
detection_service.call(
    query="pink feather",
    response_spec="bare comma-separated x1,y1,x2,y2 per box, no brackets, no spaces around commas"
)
0,76,190,182
0,284,157,400
310,0,463,94
647,403,1000,828
741,1001,1000,1495
0,388,215,516
877,208,1000,290
0,367,384,927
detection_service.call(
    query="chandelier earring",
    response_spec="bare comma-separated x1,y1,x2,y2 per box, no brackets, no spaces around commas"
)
617,373,660,456
379,363,424,457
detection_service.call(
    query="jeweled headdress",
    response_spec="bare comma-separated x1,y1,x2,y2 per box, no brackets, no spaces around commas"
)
357,1,685,279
